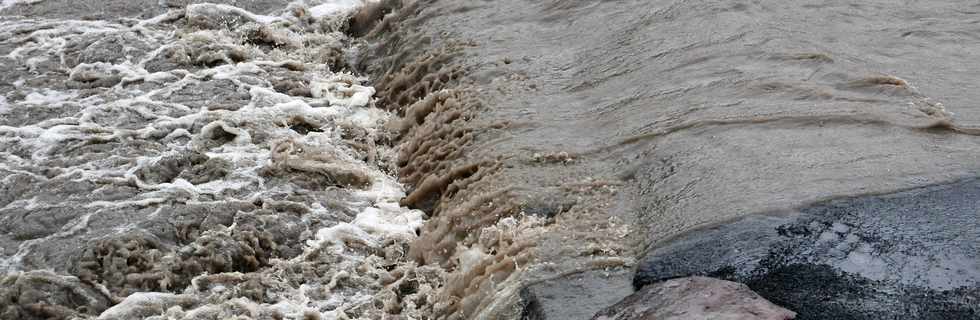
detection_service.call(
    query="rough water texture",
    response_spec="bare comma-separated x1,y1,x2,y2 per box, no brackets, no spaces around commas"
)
356,0,980,319
5,0,980,319
0,1,449,319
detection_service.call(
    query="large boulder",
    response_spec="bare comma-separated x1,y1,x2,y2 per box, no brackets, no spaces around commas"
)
593,277,795,320
634,179,980,319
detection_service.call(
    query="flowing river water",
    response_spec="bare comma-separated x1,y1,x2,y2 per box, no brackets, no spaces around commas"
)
2,0,980,319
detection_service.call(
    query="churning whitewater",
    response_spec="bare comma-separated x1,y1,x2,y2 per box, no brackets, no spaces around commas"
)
0,1,446,319
5,0,980,319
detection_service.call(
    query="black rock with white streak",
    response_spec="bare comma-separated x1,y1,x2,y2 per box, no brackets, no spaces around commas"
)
635,179,980,320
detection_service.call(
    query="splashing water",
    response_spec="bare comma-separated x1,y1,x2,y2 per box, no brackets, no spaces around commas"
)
0,1,442,319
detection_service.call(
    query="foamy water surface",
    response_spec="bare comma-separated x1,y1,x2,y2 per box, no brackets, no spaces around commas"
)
0,1,439,319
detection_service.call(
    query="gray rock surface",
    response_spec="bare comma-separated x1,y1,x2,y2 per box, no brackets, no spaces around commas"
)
593,276,796,320
635,179,980,319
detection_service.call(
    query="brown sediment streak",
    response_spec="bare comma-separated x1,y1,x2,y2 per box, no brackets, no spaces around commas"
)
386,88,488,213
572,73,980,156
392,97,528,318
362,11,539,318
580,111,980,157
376,48,466,113
409,184,512,263
432,235,536,318
400,161,483,209
844,75,909,88
394,91,479,185
384,82,528,317
389,98,530,319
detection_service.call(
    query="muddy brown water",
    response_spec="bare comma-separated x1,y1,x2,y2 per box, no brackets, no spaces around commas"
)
2,0,980,319
363,0,980,319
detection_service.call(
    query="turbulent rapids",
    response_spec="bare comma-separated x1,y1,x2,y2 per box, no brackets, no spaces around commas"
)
4,0,980,319
0,1,453,319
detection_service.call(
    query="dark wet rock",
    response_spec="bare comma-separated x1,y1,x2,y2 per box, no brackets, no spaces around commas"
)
746,264,980,320
634,214,788,288
593,276,795,320
152,79,251,110
0,270,112,320
635,179,980,319
520,269,633,320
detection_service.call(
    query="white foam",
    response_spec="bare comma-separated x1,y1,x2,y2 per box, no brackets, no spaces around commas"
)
98,292,196,320
310,73,377,108
21,89,76,105
186,3,283,26
307,0,365,18
347,106,388,130
1,3,431,318
353,203,425,241
0,95,8,113
68,61,151,85
0,0,41,11
308,204,424,253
